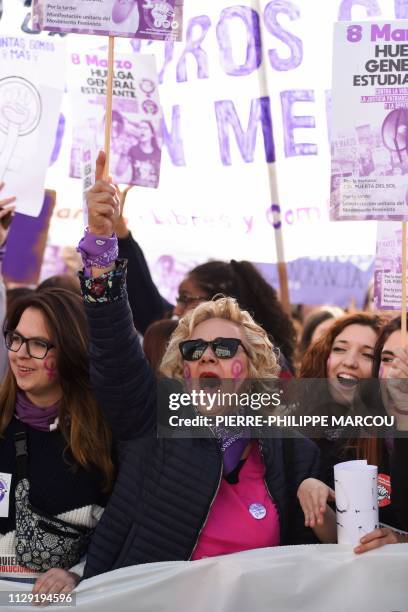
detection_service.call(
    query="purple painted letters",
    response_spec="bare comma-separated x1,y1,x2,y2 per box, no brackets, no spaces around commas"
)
162,105,186,166
216,6,261,76
214,97,275,165
264,1,302,71
337,0,381,20
177,15,211,82
280,90,317,157
394,0,408,17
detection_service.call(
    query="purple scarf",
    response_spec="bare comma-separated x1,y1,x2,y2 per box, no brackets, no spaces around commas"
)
15,391,60,432
212,424,251,475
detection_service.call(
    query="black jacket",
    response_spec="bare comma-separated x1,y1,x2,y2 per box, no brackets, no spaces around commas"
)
82,276,320,578
317,434,408,532
118,232,172,334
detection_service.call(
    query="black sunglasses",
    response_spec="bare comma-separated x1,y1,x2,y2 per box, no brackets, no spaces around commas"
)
179,337,248,361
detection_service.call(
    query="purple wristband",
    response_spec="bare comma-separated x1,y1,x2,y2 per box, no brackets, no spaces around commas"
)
77,229,119,276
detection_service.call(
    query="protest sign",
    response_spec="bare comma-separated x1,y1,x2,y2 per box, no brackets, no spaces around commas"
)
334,460,379,545
0,31,64,217
3,190,56,284
69,50,162,188
6,0,405,306
32,0,183,41
330,20,408,221
374,219,408,310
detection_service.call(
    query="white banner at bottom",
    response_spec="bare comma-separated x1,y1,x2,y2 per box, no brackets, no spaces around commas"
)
1,544,407,611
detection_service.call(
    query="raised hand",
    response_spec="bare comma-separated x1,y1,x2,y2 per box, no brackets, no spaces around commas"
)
0,181,16,246
86,151,120,237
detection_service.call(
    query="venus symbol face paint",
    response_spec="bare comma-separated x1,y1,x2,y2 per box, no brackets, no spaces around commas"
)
44,356,58,381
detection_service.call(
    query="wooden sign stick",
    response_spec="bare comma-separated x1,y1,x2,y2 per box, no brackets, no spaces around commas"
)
103,36,115,180
401,220,407,344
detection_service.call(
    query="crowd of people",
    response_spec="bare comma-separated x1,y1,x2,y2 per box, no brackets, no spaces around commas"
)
0,151,407,599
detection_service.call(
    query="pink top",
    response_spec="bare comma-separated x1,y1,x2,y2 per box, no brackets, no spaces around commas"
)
191,442,280,560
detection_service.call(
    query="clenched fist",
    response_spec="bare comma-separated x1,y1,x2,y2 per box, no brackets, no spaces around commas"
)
87,151,120,237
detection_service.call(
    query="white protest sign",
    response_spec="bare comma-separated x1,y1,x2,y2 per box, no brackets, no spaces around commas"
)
68,50,162,188
373,220,408,309
32,0,183,41
334,460,379,545
0,472,11,518
0,30,64,217
330,20,408,221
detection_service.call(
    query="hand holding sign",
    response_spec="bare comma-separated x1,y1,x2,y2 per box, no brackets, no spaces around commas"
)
0,181,16,243
354,526,408,554
87,152,120,237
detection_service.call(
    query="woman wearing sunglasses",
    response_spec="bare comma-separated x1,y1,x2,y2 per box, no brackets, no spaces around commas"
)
76,156,325,579
0,289,113,594
115,186,296,373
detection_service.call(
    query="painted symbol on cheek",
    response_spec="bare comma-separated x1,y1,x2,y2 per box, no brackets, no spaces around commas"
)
231,359,244,382
183,364,194,393
44,357,57,381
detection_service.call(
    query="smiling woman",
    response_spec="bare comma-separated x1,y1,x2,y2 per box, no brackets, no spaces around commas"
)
297,312,408,551
299,312,383,465
0,289,113,596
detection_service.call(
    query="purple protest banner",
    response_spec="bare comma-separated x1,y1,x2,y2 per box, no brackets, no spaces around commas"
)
330,20,408,221
3,190,56,286
32,0,183,41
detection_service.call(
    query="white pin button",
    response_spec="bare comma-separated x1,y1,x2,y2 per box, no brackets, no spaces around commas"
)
249,503,266,519
96,240,106,246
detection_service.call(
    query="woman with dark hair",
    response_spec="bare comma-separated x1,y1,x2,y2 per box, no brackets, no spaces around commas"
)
127,120,160,187
297,313,408,552
299,313,383,475
298,307,344,359
37,274,81,295
142,318,178,374
0,289,113,594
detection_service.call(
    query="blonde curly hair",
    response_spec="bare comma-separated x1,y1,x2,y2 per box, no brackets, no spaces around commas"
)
160,297,281,379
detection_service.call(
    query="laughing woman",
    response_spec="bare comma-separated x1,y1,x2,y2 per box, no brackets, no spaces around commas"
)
297,314,408,552
299,312,383,486
76,154,327,579
0,289,113,594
